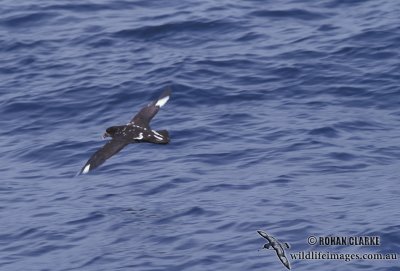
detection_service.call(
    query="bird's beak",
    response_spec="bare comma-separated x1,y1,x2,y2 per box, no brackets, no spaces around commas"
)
258,245,267,252
102,132,110,139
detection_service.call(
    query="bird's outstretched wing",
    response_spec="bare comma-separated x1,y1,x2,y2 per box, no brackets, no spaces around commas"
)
79,139,128,174
279,254,291,270
257,230,272,241
130,88,171,128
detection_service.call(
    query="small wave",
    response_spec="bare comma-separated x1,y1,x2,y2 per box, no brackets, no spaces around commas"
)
156,207,215,224
112,19,233,41
309,127,339,138
327,152,356,161
249,8,329,21
334,120,386,131
1,12,58,28
65,211,105,225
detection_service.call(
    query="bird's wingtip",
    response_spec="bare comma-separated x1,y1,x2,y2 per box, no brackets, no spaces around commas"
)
78,164,91,175
257,230,267,236
155,88,172,107
82,164,91,174
155,95,170,107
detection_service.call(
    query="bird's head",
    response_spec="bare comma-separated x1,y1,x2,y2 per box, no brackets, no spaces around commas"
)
103,126,119,139
262,243,271,249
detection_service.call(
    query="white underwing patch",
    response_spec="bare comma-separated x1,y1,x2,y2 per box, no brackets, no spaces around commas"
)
82,164,90,174
155,95,169,107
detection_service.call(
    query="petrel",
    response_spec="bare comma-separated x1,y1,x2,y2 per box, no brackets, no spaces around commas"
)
257,230,291,270
78,89,171,175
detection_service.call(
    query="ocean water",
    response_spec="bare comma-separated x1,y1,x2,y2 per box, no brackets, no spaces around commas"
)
1,0,399,270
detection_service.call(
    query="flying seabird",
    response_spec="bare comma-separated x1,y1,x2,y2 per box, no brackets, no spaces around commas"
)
257,230,291,270
78,89,171,175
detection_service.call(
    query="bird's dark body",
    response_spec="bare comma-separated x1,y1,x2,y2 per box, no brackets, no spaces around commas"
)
106,125,169,144
79,89,171,174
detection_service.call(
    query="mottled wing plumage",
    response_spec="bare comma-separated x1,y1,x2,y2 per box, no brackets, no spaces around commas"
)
279,255,291,270
80,140,128,174
130,88,171,128
257,230,272,242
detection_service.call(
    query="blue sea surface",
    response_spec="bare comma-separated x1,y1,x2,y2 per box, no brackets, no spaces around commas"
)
1,0,400,270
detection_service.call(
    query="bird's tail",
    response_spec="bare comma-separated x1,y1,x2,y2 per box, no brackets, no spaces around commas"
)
153,130,170,144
